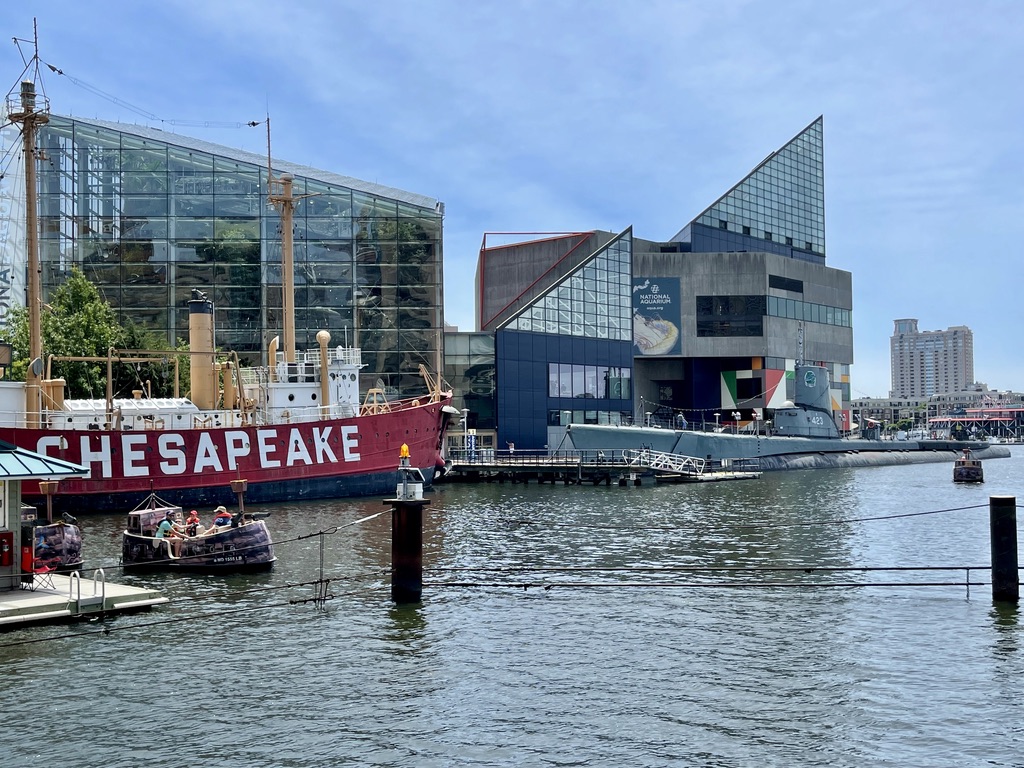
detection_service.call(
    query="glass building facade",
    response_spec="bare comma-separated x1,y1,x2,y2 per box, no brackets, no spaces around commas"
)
445,331,496,433
32,116,444,396
467,117,852,450
495,229,635,449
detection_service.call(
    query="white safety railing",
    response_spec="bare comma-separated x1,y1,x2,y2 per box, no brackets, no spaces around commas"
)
622,448,706,476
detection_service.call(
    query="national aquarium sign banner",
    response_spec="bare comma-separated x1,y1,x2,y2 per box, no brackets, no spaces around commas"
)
632,277,681,356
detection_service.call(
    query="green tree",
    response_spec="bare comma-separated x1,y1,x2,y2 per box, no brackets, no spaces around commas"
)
2,268,184,399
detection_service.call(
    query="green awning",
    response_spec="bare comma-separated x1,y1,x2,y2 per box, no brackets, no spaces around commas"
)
0,440,88,480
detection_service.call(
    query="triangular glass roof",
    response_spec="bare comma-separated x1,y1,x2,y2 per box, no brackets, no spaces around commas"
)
687,116,825,256
506,228,633,341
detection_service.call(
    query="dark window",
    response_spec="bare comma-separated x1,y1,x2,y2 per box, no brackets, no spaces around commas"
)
719,219,728,230
805,241,813,250
742,225,750,235
695,295,766,337
765,231,772,241
736,377,760,401
785,236,793,246
768,274,804,293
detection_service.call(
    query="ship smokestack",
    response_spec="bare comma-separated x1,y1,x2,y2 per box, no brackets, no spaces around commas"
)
188,289,217,409
317,330,331,417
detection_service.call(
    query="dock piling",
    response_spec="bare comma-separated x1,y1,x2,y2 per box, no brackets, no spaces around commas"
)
389,445,430,604
989,496,1019,603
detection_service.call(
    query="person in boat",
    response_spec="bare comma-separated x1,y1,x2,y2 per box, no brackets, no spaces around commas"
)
205,505,233,534
185,510,202,537
155,510,184,556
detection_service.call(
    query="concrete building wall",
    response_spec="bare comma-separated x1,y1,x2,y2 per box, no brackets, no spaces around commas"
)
632,247,853,364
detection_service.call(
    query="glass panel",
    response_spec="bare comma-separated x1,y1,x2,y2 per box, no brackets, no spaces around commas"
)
174,195,213,217
214,195,260,217
174,219,214,239
120,285,169,308
124,195,169,217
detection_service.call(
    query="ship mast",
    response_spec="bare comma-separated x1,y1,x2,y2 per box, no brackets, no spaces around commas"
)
7,22,49,427
264,118,296,364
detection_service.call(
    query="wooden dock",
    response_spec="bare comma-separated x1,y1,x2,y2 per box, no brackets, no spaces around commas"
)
0,572,167,629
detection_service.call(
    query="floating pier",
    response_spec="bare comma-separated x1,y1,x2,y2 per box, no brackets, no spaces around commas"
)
0,571,167,629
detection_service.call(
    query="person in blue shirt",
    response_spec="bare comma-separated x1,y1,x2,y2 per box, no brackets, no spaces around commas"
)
155,510,183,557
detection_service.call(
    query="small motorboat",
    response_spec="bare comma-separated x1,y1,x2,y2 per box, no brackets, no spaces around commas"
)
121,494,275,573
952,448,984,484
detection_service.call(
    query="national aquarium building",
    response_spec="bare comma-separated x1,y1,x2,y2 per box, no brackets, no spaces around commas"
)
2,115,445,397
470,116,854,451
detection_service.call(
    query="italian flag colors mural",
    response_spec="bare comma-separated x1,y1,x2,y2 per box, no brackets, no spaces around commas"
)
719,364,844,412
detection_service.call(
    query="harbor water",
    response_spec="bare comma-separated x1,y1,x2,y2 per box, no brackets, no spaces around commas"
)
3,449,1024,767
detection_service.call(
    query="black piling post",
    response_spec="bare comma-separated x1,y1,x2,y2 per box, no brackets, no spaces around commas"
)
389,445,430,604
989,495,1019,603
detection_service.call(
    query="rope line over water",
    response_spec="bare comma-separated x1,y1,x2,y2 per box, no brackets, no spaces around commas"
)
500,503,991,531
5,500,1014,648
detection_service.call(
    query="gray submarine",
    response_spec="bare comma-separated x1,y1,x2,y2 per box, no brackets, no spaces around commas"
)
566,362,1010,470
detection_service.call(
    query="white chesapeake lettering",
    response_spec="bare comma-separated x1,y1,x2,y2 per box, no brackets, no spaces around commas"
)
36,435,64,456
312,427,337,464
79,435,112,479
194,432,224,473
224,431,250,470
158,434,187,474
122,434,150,478
340,425,359,461
257,429,280,468
285,427,313,466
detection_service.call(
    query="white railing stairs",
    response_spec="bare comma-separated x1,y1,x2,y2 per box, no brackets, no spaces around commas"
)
622,449,706,476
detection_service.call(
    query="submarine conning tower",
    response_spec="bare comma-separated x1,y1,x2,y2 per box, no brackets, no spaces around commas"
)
772,363,840,438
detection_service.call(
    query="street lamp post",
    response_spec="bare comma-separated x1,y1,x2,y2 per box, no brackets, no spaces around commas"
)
714,412,720,432
732,411,741,434
460,408,469,455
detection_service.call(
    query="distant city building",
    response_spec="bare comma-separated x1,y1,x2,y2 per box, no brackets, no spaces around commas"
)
850,384,1024,441
890,319,974,398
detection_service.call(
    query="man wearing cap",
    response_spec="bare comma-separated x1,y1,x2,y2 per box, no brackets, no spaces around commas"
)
205,506,232,534
155,509,184,557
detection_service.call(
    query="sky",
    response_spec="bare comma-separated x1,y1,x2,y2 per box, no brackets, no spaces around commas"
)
2,0,1022,398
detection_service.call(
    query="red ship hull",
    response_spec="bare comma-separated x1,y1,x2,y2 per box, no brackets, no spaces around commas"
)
1,399,452,514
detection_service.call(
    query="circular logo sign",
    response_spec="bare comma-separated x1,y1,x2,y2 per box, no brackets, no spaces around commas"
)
804,370,816,387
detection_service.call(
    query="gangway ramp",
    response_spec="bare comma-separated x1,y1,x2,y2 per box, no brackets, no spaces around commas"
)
622,449,761,483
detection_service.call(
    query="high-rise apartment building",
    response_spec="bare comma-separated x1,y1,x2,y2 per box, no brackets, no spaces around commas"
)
890,319,974,397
